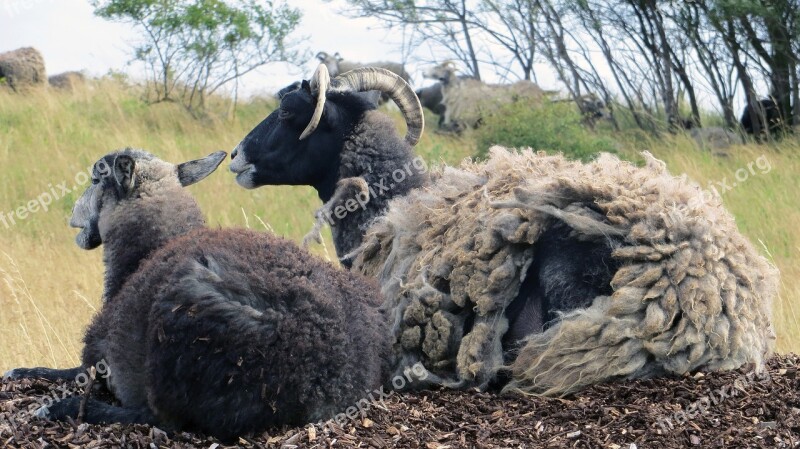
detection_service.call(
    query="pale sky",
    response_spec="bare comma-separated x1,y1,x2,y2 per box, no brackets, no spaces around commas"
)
1,0,547,97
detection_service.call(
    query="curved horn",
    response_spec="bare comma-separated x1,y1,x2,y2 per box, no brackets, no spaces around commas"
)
334,67,424,146
299,64,331,140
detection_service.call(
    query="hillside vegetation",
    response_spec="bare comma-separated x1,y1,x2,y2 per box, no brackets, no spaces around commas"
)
0,79,797,372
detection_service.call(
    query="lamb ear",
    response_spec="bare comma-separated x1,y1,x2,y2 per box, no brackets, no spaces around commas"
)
177,151,228,187
112,154,135,197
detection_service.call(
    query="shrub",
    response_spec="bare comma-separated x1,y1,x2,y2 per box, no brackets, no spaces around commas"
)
474,101,618,161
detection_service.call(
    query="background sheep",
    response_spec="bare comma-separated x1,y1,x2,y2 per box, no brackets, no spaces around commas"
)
48,71,86,90
552,93,609,127
415,82,445,117
316,51,411,104
6,149,389,440
425,61,546,132
0,47,46,92
415,73,477,127
230,64,778,396
741,97,783,135
316,51,411,82
690,126,743,152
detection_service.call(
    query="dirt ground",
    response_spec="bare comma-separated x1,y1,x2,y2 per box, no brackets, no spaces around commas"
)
1,354,798,448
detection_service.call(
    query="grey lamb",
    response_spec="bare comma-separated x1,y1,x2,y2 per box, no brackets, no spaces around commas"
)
6,149,389,440
230,64,778,396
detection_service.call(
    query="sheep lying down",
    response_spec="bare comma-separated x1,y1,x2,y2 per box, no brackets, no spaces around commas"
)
350,147,778,396
6,149,389,441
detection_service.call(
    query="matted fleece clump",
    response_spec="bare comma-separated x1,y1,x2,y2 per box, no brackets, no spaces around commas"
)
351,147,778,396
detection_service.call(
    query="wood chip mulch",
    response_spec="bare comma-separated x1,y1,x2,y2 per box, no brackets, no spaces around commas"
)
2,354,799,448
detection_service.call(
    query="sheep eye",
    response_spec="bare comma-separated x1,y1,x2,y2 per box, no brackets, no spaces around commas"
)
92,178,100,185
279,109,292,120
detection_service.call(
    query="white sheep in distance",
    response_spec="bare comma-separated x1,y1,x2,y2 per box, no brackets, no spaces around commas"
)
316,51,411,104
425,61,548,132
6,149,389,440
0,47,46,92
49,71,86,90
230,64,777,397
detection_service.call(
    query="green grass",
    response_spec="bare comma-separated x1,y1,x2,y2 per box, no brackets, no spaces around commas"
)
474,101,618,161
0,79,796,372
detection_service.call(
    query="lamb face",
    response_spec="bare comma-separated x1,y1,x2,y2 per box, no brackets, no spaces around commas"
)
70,149,226,250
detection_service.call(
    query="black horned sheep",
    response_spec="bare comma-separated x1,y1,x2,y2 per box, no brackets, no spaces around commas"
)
6,149,389,440
0,47,46,92
275,80,301,99
689,126,743,152
230,64,778,396
278,79,380,106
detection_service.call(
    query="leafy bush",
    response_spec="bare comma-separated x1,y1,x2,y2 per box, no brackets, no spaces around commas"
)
91,0,304,112
474,101,618,161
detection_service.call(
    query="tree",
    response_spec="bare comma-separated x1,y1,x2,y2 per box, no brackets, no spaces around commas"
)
92,0,305,112
472,0,539,81
695,0,800,137
344,0,800,137
341,0,485,80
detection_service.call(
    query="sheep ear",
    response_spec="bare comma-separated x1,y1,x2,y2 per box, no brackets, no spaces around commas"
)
112,155,135,197
177,151,227,187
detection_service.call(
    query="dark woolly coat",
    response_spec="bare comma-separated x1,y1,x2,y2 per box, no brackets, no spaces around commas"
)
80,163,388,440
327,110,428,259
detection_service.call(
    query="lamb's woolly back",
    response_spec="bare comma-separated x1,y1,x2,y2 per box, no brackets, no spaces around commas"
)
352,147,777,395
107,228,388,436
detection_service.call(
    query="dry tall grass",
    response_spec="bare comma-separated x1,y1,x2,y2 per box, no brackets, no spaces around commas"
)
0,79,796,373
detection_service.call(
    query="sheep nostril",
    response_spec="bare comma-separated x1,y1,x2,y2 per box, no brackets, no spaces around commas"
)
231,148,238,160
